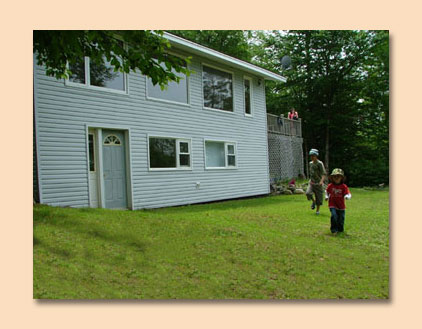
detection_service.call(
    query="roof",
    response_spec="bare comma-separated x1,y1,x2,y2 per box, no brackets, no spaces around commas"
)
163,32,287,83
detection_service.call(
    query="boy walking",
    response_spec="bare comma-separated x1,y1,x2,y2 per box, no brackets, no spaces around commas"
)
325,168,352,234
306,149,326,215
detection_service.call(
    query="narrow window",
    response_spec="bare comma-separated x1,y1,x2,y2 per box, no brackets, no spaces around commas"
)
227,143,236,167
178,141,191,167
203,65,233,112
244,77,252,115
88,134,95,172
69,57,86,84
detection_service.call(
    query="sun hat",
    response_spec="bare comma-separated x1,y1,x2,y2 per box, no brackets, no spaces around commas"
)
330,168,344,177
309,149,319,156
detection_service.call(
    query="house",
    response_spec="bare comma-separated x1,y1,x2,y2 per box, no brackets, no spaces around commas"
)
33,32,286,209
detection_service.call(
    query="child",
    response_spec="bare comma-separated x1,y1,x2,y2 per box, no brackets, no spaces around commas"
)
306,149,327,215
288,108,299,120
287,178,296,192
325,168,352,234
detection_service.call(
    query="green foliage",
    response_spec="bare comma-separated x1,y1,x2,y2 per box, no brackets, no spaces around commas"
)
33,30,192,89
34,189,389,299
252,30,389,186
168,30,253,62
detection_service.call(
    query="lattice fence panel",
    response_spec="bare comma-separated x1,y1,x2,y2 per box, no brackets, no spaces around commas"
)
268,133,304,183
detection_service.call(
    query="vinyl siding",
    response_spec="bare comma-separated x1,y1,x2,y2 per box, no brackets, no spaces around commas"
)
34,52,270,209
33,97,39,203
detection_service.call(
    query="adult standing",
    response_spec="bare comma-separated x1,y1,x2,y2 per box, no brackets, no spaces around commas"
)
305,149,327,215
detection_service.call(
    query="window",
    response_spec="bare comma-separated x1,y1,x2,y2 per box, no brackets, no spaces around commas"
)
149,137,191,169
178,141,190,167
244,77,252,116
205,141,237,169
68,56,125,92
90,57,125,91
202,65,233,112
103,135,122,146
69,58,85,84
147,60,188,104
88,134,95,172
227,144,236,166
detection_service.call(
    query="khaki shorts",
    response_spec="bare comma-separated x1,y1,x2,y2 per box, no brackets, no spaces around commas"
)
306,182,324,206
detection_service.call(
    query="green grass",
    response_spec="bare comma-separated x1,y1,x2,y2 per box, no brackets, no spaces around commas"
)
33,188,389,299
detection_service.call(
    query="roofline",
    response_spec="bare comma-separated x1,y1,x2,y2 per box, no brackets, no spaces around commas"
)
163,32,287,83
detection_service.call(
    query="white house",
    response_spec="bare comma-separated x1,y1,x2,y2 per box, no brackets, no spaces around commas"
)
33,32,286,209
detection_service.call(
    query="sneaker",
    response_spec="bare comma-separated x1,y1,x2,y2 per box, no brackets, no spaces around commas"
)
316,211,320,215
311,202,316,210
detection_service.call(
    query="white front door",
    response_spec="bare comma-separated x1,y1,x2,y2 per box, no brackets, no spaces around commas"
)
102,130,128,209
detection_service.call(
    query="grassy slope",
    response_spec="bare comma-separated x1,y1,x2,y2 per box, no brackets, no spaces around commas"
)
33,188,389,299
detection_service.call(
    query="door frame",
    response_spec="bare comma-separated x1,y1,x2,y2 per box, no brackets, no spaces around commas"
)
85,124,134,210
88,128,100,207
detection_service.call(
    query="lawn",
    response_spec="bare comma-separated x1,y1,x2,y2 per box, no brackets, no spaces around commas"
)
33,188,389,299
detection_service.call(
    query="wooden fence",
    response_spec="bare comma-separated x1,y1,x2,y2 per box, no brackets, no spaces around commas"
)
267,113,302,137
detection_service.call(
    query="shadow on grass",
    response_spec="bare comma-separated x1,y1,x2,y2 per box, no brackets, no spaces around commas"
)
33,236,73,259
34,206,148,256
149,194,304,215
33,206,71,224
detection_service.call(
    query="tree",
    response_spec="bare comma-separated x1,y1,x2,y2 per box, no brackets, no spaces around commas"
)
168,30,253,62
253,30,389,186
33,30,191,89
347,31,389,186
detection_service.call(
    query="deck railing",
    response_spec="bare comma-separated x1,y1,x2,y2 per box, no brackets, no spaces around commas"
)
267,113,302,137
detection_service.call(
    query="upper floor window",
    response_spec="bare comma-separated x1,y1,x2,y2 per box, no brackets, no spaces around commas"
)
244,77,252,116
146,60,188,104
68,56,126,92
202,65,233,112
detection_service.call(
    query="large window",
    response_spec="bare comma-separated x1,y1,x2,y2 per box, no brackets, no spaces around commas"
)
202,65,233,112
68,56,125,92
147,60,188,104
205,140,237,169
149,137,191,170
244,77,252,116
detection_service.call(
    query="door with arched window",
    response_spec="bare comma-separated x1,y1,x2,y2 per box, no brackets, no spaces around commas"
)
102,130,127,208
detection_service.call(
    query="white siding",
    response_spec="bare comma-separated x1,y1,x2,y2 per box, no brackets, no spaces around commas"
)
34,52,270,209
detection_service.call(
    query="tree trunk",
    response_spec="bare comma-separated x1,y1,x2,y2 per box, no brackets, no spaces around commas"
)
304,139,309,179
324,120,329,173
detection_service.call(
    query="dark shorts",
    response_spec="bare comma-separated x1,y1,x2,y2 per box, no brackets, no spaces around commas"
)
306,182,324,206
